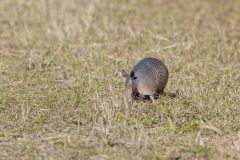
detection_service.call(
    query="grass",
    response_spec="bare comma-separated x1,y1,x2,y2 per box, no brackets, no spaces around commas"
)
0,0,240,159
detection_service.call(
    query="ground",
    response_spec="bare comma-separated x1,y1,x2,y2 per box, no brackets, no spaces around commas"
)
0,0,240,159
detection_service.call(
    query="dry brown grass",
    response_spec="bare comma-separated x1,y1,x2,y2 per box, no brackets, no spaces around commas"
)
0,0,240,159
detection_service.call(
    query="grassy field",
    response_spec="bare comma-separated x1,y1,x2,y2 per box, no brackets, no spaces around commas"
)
0,0,240,159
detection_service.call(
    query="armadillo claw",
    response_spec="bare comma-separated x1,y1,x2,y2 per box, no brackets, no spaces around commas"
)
150,95,159,105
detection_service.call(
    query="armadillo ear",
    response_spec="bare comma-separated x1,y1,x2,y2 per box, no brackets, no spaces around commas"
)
122,69,129,78
130,71,135,77
130,71,137,80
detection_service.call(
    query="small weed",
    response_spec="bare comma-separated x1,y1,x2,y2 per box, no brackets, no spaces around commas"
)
177,119,201,135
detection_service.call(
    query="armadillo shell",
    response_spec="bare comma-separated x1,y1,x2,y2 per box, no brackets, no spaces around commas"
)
132,57,168,95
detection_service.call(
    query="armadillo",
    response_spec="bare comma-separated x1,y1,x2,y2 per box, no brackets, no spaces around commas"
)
122,57,168,104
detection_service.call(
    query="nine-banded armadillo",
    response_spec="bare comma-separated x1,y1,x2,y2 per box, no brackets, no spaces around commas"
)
122,57,168,104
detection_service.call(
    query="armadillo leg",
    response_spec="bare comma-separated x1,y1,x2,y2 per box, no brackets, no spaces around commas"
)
156,89,164,95
150,95,158,104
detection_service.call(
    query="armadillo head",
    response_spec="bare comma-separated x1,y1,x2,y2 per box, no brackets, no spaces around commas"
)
122,70,138,101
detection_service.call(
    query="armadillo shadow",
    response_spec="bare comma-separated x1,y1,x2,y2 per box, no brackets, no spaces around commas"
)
161,91,179,98
139,90,179,101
